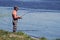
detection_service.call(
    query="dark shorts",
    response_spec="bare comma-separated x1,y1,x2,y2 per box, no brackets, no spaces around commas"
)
13,20,18,26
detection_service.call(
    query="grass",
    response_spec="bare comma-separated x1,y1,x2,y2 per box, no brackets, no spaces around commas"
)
0,30,54,40
1,30,59,40
39,37,47,40
0,30,35,40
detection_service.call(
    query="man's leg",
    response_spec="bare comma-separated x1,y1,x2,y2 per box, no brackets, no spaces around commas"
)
13,20,17,32
13,25,17,32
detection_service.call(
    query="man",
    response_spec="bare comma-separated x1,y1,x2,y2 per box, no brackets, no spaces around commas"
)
12,6,21,32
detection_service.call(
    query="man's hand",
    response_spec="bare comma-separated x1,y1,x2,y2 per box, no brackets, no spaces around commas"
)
18,16,22,19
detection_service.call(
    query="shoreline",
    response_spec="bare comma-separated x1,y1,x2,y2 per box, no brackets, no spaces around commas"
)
0,30,40,40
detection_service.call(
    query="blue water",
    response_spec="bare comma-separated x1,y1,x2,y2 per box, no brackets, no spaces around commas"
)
0,7,60,39
0,1,60,10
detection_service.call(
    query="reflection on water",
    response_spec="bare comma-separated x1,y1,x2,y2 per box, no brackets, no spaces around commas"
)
0,7,60,39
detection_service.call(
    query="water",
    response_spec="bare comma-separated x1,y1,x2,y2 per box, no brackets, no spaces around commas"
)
0,1,60,10
0,7,60,39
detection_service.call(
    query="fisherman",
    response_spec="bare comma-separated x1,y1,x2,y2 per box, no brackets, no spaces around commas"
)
12,6,22,32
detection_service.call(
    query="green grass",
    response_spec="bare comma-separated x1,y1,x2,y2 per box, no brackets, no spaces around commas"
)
39,37,47,40
0,30,59,40
0,30,36,40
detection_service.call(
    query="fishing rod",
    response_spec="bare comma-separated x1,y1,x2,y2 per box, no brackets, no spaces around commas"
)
21,12,29,17
21,13,27,17
21,13,29,17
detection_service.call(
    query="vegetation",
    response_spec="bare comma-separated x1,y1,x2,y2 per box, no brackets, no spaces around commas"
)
1,30,59,40
39,37,47,40
0,30,35,40
55,38,60,40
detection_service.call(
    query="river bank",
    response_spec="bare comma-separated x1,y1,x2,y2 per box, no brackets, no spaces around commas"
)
0,30,40,40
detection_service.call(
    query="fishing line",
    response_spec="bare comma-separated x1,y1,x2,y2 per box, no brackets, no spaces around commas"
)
21,12,31,17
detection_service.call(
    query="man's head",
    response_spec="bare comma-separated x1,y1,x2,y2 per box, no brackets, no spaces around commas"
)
14,6,19,11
